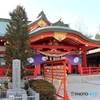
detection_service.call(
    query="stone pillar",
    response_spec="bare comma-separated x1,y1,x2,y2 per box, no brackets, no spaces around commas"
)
22,94,27,100
12,59,21,90
6,59,26,98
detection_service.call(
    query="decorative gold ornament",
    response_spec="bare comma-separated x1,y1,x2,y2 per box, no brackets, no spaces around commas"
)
38,19,47,27
54,32,67,42
98,43,100,47
41,35,44,39
6,41,10,44
75,38,78,40
85,43,88,46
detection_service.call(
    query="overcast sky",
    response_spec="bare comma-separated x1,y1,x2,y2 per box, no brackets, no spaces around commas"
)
0,0,100,37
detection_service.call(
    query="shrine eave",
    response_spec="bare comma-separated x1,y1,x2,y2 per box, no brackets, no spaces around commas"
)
0,35,4,39
29,26,100,43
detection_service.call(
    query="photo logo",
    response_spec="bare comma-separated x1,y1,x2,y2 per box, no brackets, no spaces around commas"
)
71,92,98,96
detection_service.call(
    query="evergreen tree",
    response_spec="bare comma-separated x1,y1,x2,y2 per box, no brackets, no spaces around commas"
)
4,5,34,79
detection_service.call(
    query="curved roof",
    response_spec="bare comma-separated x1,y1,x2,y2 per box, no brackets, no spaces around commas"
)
0,19,9,37
30,26,100,43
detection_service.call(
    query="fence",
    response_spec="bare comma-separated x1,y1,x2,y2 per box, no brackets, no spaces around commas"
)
80,67,100,75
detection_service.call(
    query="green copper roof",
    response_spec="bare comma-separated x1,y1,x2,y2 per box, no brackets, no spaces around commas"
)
29,26,72,34
30,26,100,43
0,17,100,44
0,21,8,36
0,18,30,37
0,19,9,37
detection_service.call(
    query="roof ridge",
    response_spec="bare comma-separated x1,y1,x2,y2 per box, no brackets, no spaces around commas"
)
0,18,10,22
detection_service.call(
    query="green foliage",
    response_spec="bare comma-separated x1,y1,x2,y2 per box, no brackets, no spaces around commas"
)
95,33,100,39
25,79,56,100
21,70,34,78
4,5,34,79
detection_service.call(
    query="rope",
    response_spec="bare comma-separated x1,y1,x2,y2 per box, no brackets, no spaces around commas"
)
37,50,79,57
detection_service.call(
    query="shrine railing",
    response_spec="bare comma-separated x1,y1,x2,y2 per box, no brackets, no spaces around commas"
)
80,67,100,75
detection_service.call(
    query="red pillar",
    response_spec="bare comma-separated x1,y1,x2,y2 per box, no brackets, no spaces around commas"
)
35,65,41,74
68,64,72,73
82,51,87,67
33,65,41,78
78,65,82,73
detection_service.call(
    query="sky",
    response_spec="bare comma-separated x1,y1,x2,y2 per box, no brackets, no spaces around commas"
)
0,0,100,37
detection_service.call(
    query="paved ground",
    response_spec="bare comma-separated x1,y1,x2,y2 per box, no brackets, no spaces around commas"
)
67,79,100,100
52,75,100,100
0,75,100,100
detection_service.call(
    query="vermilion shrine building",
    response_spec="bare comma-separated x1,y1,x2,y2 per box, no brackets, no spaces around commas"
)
0,11,100,77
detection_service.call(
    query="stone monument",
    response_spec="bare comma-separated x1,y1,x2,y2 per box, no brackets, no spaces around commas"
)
6,59,26,98
12,59,21,90
0,59,39,100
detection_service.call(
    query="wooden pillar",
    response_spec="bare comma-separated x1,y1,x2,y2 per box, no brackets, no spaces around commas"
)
78,65,82,73
35,65,40,75
68,64,71,74
82,51,87,67
33,65,40,78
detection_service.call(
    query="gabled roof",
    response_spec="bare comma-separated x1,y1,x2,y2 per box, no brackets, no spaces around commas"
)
28,11,51,27
51,19,69,27
28,11,70,28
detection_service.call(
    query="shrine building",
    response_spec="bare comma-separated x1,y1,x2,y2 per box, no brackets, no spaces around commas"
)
0,11,100,77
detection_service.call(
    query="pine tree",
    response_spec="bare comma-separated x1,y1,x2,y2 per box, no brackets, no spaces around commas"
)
4,5,34,79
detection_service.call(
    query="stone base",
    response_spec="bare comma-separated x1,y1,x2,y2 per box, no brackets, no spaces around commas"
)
6,89,26,98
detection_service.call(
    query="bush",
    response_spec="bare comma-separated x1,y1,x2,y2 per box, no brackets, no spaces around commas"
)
25,79,56,100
